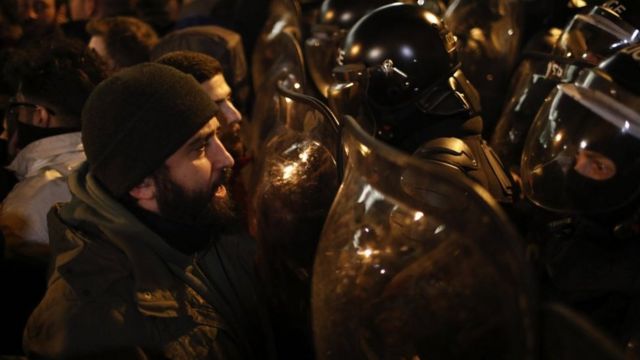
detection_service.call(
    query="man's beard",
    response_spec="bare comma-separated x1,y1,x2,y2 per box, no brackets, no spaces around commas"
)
152,166,237,230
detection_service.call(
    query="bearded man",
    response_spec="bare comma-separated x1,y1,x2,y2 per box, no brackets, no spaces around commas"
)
22,63,276,359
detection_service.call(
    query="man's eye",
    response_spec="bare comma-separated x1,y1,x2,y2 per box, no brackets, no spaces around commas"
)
196,139,209,154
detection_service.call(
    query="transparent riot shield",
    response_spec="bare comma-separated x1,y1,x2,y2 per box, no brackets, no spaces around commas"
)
251,0,302,91
490,53,581,178
489,3,638,177
247,30,306,157
444,0,524,135
313,115,536,360
252,81,341,358
541,303,625,360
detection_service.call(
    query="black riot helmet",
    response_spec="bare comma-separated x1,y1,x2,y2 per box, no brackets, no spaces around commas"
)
521,43,640,216
305,0,446,98
333,3,481,153
305,0,397,98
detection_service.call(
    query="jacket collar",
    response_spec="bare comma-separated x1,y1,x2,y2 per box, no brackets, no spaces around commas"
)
56,163,195,317
7,132,85,179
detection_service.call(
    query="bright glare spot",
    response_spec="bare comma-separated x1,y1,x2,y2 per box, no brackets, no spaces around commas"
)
423,11,439,24
350,44,361,57
299,150,310,162
340,12,353,24
414,211,424,221
624,121,630,132
325,10,335,21
359,248,373,258
401,45,414,58
282,164,296,180
359,144,371,156
507,28,514,36
554,132,563,143
369,47,382,60
434,224,446,235
380,269,386,274
294,82,301,90
579,140,588,149
470,27,484,40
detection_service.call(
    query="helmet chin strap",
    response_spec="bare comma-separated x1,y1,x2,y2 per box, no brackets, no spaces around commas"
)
414,68,481,118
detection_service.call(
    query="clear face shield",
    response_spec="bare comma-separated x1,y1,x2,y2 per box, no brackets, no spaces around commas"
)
249,30,306,155
313,115,536,359
554,6,640,64
521,83,640,214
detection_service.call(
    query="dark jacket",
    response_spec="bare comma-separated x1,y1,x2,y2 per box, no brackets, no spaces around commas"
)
23,163,275,359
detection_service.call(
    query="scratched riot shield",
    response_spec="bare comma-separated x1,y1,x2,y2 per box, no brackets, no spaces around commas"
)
252,81,341,359
444,0,524,135
312,115,536,360
251,0,302,90
490,2,640,177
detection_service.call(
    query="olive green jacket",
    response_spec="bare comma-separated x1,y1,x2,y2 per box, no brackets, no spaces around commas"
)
23,163,275,359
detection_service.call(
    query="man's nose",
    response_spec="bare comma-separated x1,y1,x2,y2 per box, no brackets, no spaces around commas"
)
210,136,235,169
220,100,242,125
24,5,38,20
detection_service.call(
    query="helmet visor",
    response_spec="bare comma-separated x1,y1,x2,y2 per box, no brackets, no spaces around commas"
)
555,12,638,64
521,83,640,214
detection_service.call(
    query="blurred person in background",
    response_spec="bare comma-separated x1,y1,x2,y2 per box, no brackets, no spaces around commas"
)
87,16,159,71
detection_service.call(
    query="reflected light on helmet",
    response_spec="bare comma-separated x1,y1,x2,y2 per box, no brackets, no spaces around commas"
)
423,11,439,24
369,46,383,61
401,45,414,58
470,27,486,41
349,44,361,57
570,0,588,7
340,12,353,24
554,132,563,143
325,10,335,21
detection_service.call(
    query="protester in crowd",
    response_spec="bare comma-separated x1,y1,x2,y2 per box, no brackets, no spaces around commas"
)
0,37,108,259
87,16,159,71
23,63,276,359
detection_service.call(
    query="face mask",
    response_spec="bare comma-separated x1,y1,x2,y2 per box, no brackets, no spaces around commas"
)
15,121,78,150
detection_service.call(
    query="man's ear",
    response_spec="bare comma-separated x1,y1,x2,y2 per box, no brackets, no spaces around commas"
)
129,177,157,201
128,176,160,213
32,106,51,128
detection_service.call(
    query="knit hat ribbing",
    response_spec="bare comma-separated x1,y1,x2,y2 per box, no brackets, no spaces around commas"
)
82,63,219,197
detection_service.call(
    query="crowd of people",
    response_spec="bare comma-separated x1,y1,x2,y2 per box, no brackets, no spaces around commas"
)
0,0,639,359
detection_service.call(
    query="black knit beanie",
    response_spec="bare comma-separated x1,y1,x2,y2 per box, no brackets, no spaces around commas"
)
82,63,219,197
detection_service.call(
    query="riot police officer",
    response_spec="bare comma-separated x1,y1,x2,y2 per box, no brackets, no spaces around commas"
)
491,0,640,178
520,42,640,351
332,2,513,204
306,0,446,98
